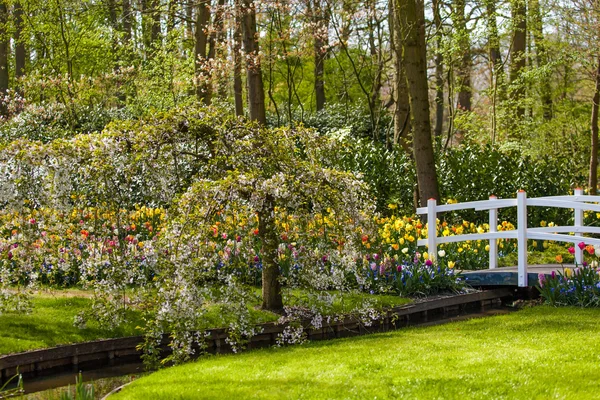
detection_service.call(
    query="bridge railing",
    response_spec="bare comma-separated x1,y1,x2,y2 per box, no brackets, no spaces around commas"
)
416,189,600,287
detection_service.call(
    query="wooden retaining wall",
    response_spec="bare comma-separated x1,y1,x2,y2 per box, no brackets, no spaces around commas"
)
0,289,513,384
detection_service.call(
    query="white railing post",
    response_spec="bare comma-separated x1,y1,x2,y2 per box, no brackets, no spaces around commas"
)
574,187,583,265
488,195,498,269
427,198,437,262
517,190,528,287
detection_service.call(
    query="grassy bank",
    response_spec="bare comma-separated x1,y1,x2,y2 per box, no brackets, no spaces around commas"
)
0,294,142,355
112,306,600,400
0,290,410,356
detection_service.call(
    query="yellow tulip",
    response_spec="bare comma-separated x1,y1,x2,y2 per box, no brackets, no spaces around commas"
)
564,268,572,278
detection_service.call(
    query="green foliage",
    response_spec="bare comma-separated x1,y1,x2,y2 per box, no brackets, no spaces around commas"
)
0,372,23,399
57,373,95,400
324,132,414,213
438,143,585,224
324,135,584,222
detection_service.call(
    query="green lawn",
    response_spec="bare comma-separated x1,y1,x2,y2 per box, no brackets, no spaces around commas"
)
0,290,410,356
0,294,142,356
112,306,600,400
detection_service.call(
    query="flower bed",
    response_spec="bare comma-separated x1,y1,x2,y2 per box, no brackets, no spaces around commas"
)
538,244,600,307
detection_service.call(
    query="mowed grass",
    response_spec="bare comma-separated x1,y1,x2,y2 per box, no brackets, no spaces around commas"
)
0,294,142,355
0,290,410,356
112,306,600,400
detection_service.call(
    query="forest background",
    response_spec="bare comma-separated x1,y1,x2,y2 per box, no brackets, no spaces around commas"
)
0,0,597,213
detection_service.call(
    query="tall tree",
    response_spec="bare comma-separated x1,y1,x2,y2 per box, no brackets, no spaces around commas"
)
14,1,26,80
307,0,329,112
240,0,266,124
0,1,8,115
432,0,444,137
390,0,411,151
186,0,194,43
510,0,527,118
194,0,211,103
530,0,552,120
454,0,471,112
167,0,176,36
590,56,600,194
150,0,161,45
208,0,227,99
485,0,504,142
396,0,439,206
233,4,244,116
141,0,161,52
122,0,133,45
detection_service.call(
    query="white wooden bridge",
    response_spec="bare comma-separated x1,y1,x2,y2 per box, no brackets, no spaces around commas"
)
416,189,600,287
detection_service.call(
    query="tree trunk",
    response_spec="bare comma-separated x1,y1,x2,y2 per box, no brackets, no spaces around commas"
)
589,56,600,195
107,0,119,31
240,0,266,124
432,0,444,138
259,197,283,312
367,0,383,134
141,0,152,51
485,0,503,142
14,1,26,80
397,0,439,206
186,0,194,42
122,0,133,44
208,0,227,99
530,0,552,121
233,5,244,116
486,0,503,86
454,0,471,112
106,0,125,101
510,0,527,118
0,1,8,115
150,0,161,45
195,0,211,103
312,0,328,112
390,0,411,153
167,0,176,36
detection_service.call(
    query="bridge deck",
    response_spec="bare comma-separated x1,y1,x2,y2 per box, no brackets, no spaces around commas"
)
461,264,573,287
